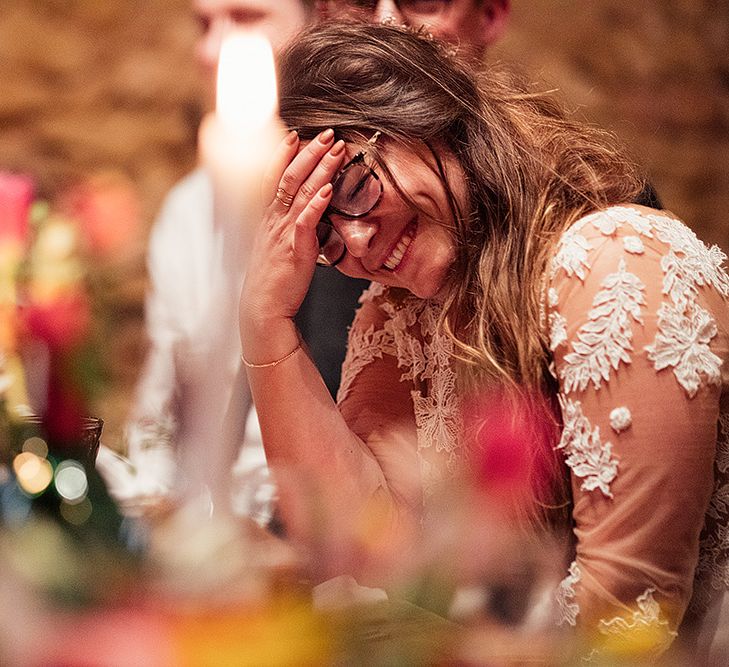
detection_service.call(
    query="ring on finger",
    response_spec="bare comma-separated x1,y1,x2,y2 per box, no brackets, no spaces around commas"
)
275,187,295,208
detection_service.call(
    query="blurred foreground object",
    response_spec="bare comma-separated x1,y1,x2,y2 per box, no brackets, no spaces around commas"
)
0,170,143,662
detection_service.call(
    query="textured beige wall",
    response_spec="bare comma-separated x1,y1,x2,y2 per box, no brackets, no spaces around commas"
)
0,0,202,217
1,0,204,444
495,0,729,250
2,0,727,444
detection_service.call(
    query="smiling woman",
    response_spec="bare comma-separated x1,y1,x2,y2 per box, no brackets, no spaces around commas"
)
239,22,729,659
315,133,460,298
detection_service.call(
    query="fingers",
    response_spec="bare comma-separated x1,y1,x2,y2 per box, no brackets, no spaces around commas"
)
293,139,345,214
293,184,332,259
278,128,333,196
262,130,300,203
278,130,345,214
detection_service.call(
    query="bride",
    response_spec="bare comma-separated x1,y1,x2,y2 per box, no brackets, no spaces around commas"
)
239,22,729,658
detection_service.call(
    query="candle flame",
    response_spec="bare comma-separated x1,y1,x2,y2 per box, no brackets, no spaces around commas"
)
216,32,277,135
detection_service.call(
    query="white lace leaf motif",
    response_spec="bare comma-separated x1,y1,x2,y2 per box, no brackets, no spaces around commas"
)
586,206,655,239
561,259,646,393
556,560,581,626
652,214,729,303
549,311,568,351
552,230,591,281
644,302,721,398
547,288,568,351
409,298,462,477
337,323,393,404
341,284,462,492
558,397,618,497
598,588,677,655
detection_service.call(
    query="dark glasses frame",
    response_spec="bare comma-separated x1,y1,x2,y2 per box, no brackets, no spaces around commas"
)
316,131,384,267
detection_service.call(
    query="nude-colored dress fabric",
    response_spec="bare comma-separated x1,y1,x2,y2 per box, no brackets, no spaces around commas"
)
336,206,729,653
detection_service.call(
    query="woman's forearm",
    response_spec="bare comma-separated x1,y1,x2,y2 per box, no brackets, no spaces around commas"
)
241,313,391,546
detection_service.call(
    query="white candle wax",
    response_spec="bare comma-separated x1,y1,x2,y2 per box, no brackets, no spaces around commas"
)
179,31,283,513
200,31,283,245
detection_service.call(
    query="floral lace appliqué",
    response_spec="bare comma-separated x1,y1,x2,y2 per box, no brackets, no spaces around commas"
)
645,302,721,398
581,206,655,239
609,406,632,433
598,588,677,654
561,259,646,393
645,213,727,398
651,214,729,300
409,298,462,477
549,311,568,352
691,410,729,613
558,397,618,497
556,560,581,626
341,284,462,494
552,229,592,281
337,323,395,404
623,236,644,254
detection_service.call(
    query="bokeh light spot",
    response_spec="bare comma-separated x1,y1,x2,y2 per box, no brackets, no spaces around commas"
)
13,452,53,495
60,497,92,525
22,436,49,459
54,460,88,504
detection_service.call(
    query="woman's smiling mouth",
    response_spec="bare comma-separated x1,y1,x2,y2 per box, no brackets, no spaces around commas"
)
383,219,417,271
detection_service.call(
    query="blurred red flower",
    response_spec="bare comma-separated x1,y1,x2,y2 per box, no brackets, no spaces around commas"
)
23,289,91,351
463,390,561,516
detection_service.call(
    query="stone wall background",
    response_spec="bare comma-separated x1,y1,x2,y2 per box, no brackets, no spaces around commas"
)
2,0,728,446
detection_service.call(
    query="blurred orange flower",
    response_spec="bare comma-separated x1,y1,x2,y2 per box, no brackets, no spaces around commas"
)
62,170,142,258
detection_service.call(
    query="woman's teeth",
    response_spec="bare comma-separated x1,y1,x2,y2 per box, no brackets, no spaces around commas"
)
383,225,415,271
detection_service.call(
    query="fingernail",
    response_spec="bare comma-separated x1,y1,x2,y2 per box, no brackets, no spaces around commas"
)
330,140,345,156
285,130,298,145
319,128,335,144
319,183,333,197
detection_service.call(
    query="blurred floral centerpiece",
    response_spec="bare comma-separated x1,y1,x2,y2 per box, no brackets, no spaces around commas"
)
0,169,143,609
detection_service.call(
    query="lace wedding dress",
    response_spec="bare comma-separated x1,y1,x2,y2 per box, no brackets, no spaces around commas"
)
337,206,729,656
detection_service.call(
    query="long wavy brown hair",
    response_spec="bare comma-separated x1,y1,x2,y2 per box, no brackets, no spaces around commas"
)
278,22,643,392
278,23,644,518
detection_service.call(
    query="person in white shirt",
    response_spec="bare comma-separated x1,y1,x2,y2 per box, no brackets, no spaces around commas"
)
98,0,315,523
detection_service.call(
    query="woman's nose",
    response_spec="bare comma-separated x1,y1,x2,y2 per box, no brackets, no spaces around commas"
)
374,0,404,23
335,218,378,258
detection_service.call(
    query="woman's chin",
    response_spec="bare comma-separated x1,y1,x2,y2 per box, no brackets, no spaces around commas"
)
401,270,447,299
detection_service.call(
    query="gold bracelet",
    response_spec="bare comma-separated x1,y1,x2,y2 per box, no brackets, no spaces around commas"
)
241,342,301,369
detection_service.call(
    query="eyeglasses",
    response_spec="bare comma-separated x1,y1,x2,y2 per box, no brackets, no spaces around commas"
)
316,132,384,267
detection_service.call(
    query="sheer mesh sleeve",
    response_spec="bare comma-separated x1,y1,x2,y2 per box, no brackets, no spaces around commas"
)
547,206,729,654
337,284,423,513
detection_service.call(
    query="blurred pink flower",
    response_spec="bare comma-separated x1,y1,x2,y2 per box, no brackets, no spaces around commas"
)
44,359,88,443
463,390,561,517
0,171,33,247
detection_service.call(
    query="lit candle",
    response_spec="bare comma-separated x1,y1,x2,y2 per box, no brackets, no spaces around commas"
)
177,31,283,513
217,33,277,135
200,31,283,249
